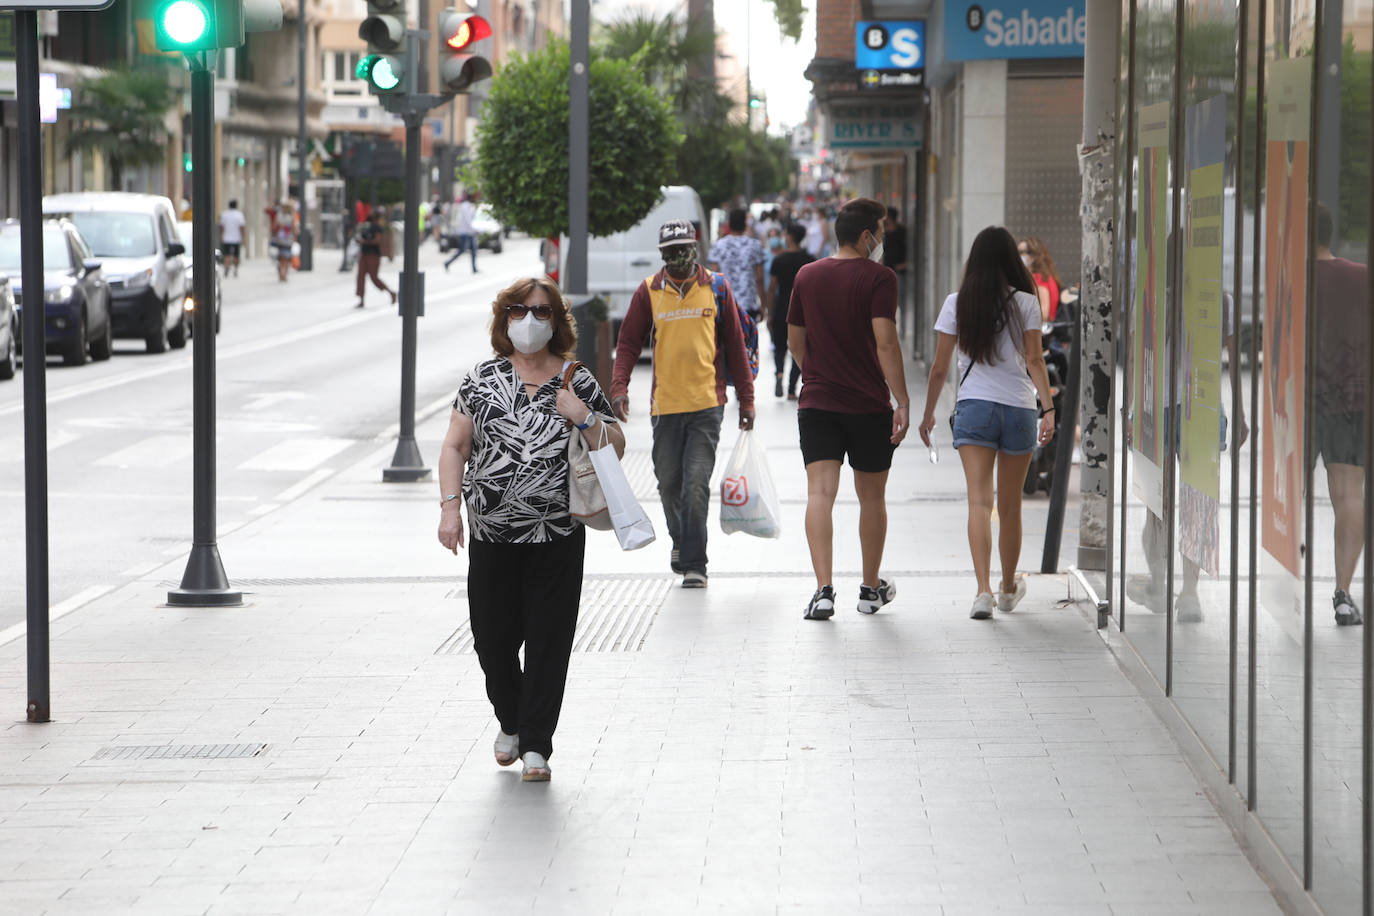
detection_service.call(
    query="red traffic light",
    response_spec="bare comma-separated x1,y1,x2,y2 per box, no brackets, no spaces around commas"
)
444,14,490,50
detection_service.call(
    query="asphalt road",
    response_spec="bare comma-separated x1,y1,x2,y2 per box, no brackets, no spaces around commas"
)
0,235,543,632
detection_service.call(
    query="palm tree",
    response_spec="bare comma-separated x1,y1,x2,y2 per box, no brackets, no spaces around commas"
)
597,11,722,124
66,67,177,191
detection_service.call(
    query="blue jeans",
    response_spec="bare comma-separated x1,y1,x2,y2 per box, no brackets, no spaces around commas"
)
445,233,478,271
651,405,724,573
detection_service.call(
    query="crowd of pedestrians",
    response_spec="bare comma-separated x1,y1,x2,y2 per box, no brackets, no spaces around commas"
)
433,194,1063,783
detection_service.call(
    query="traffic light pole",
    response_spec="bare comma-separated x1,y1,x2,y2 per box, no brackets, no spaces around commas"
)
380,31,442,483
168,54,242,607
16,9,51,723
295,0,312,270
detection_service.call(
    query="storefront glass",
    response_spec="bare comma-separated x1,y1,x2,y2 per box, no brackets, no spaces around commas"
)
1112,0,1373,908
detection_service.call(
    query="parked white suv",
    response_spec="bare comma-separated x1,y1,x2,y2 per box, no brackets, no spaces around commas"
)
42,192,189,353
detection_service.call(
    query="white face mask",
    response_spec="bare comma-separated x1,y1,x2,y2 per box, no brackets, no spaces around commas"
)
1021,254,1032,267
508,312,554,354
867,232,885,263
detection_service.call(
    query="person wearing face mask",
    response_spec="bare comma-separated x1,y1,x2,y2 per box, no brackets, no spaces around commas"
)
611,219,757,588
437,277,625,783
787,197,910,621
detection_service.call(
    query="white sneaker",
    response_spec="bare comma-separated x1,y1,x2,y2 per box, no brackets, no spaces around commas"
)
997,577,1026,612
970,592,995,620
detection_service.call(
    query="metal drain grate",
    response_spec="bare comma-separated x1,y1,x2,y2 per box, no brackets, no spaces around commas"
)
92,743,267,761
438,576,673,655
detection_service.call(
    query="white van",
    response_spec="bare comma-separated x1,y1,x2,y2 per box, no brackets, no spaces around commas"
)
564,186,707,335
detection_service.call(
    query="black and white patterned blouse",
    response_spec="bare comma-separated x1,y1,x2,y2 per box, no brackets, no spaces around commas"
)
455,358,616,544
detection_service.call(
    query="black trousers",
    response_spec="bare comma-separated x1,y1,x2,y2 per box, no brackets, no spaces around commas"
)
467,527,585,759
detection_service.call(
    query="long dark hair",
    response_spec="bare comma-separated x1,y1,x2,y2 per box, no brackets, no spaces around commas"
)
957,226,1036,366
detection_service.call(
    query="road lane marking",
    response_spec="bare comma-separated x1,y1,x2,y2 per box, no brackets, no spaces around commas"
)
0,584,117,648
238,438,352,472
274,468,334,503
94,435,195,469
0,429,81,462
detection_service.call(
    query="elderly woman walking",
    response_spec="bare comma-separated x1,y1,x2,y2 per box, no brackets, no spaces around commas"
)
437,276,624,782
919,227,1056,620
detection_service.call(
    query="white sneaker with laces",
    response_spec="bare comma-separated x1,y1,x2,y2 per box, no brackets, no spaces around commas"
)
857,579,897,615
970,592,996,620
997,577,1026,613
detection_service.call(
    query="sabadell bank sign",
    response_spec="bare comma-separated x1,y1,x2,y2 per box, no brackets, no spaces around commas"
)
944,0,1086,60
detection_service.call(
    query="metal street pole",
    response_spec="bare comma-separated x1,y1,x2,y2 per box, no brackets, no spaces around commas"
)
168,55,242,607
383,113,428,481
16,9,50,723
296,0,313,270
565,0,588,296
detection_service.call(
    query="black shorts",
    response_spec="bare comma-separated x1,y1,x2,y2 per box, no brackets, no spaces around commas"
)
798,407,895,472
222,242,241,258
1314,412,1365,468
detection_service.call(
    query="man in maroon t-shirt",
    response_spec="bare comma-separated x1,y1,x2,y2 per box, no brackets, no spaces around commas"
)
1313,202,1370,626
787,197,910,621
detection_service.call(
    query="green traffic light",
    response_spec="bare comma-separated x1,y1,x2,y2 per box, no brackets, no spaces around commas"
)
370,57,401,90
356,55,375,80
162,0,209,44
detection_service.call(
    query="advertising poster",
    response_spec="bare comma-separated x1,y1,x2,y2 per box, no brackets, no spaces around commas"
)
1131,102,1170,516
1261,58,1311,580
1178,95,1227,577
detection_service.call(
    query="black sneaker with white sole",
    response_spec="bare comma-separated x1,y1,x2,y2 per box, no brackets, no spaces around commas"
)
857,579,896,615
1334,589,1364,626
682,570,708,588
670,549,682,574
804,586,836,620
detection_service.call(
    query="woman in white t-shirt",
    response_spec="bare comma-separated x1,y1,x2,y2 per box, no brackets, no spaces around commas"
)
918,226,1057,620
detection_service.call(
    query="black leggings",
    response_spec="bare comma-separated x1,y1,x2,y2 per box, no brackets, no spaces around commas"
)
466,527,585,759
771,319,801,392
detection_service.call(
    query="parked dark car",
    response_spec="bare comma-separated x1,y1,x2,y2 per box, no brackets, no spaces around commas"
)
175,221,222,334
0,272,16,380
0,219,112,366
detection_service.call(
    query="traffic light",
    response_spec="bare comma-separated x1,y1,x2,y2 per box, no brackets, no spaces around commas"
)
359,0,407,94
437,9,492,94
154,0,244,52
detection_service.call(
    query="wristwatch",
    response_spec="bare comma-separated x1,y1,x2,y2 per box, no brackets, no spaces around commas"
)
440,493,461,508
575,409,596,431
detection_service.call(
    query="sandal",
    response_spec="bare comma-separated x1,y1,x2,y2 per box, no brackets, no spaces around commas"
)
521,751,551,782
494,730,518,767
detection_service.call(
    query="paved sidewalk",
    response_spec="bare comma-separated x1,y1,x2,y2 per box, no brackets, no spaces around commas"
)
0,365,1282,914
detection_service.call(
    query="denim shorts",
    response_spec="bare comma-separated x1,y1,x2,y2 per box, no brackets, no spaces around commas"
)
952,399,1038,454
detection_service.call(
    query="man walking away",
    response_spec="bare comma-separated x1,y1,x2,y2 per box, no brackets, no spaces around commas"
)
445,194,479,273
767,222,814,399
354,211,396,309
709,208,767,322
788,198,910,620
218,199,246,277
612,219,756,589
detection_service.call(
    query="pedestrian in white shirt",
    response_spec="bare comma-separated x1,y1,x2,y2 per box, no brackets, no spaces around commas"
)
218,199,246,277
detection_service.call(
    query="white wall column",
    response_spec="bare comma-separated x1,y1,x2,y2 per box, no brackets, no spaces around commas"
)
958,59,1007,255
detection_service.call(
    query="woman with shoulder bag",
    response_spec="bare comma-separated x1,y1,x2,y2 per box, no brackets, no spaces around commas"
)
918,227,1056,621
436,277,624,782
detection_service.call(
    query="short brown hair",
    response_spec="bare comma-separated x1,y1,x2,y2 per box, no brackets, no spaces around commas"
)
489,276,577,360
834,197,885,246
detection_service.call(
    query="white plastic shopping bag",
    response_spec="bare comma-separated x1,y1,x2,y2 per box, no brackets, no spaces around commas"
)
719,430,782,538
587,442,657,551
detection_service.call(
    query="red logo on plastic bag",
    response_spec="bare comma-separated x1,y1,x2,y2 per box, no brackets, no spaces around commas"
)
722,476,749,506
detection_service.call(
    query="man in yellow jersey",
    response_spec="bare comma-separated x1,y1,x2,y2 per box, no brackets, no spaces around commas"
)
612,219,757,588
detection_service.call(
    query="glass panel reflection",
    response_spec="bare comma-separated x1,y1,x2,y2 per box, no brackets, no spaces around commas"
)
1309,1,1371,909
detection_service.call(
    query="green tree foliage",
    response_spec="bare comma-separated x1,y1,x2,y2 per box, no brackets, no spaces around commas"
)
598,11,797,209
765,0,805,43
1337,39,1370,246
470,39,679,239
66,67,177,191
